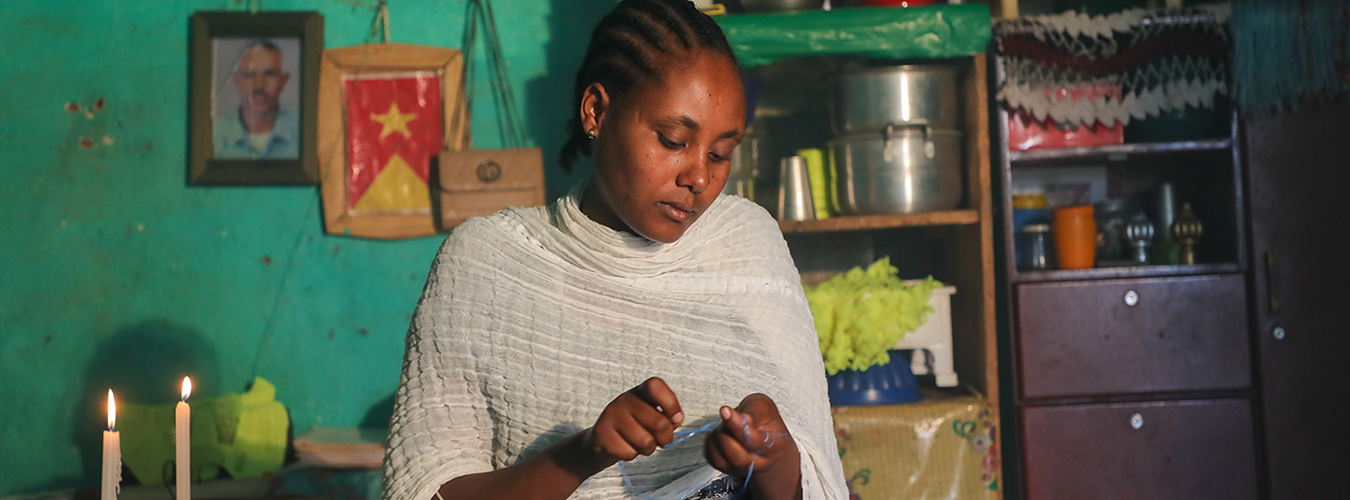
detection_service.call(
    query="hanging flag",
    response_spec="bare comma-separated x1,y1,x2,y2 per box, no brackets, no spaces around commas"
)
343,72,444,213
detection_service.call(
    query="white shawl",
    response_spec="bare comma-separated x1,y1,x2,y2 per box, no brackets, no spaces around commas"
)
382,182,847,500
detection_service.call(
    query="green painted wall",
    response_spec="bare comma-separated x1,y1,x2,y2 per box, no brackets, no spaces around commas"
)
0,0,612,493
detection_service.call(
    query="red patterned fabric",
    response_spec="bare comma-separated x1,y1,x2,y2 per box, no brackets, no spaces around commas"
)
343,75,443,209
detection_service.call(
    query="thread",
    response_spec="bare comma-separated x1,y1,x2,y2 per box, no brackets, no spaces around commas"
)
617,415,789,500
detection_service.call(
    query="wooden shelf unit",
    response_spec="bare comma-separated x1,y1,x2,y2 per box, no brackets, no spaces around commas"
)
1010,262,1243,284
1008,139,1232,163
992,45,1259,500
778,209,980,233
758,54,998,476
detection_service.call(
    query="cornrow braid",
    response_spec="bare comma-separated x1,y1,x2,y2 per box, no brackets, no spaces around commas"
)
559,0,737,173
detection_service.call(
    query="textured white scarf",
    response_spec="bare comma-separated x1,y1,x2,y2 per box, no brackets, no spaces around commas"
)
382,182,847,500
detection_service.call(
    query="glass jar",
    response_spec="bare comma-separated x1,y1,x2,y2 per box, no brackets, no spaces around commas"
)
1018,223,1055,270
1094,197,1137,262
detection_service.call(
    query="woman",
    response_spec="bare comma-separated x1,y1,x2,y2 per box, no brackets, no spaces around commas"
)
382,1,846,499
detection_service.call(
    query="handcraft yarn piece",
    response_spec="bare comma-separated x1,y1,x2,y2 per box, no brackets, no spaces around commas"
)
382,180,848,500
995,6,1230,128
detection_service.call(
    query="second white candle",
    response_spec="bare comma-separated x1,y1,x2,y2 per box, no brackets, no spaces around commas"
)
176,377,191,500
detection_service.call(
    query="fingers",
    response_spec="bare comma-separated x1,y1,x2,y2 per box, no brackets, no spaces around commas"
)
705,430,734,473
635,377,684,425
631,378,680,448
594,378,683,464
735,393,779,423
706,403,798,480
705,416,757,476
596,408,668,460
594,423,639,462
632,401,676,448
735,394,793,448
720,406,763,450
615,412,661,457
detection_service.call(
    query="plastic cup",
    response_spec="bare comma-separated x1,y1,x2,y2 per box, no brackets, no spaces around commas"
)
1053,204,1097,270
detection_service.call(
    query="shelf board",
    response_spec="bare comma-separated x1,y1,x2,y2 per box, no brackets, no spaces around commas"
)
1008,139,1232,163
1012,262,1242,283
779,209,980,233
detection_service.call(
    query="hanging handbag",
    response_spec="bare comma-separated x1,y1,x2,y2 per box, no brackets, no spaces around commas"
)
436,0,544,230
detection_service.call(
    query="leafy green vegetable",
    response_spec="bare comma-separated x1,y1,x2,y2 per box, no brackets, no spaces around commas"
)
804,257,941,375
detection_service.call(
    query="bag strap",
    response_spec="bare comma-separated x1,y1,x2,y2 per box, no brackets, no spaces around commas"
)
452,0,527,150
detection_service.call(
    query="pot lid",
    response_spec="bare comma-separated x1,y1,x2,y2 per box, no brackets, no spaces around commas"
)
834,63,963,80
830,127,964,142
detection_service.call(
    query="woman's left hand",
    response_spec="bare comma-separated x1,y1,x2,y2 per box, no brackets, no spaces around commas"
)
704,393,803,500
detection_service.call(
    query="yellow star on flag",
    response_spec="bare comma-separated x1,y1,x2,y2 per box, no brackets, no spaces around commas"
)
371,102,418,140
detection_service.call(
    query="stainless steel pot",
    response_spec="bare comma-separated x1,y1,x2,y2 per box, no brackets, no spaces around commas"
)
829,126,963,215
832,64,961,135
721,134,759,200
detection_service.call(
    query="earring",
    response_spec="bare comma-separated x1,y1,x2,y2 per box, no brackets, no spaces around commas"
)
586,128,596,140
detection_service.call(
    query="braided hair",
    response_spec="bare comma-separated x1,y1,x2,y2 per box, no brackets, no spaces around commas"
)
559,0,738,173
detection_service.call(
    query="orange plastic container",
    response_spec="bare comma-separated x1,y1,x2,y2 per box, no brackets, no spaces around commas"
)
1052,205,1097,269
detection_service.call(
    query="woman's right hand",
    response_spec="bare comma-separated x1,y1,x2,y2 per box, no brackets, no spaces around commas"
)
435,378,684,500
584,377,685,467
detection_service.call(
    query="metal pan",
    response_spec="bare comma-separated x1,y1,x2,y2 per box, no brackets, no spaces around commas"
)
831,64,961,135
829,125,964,215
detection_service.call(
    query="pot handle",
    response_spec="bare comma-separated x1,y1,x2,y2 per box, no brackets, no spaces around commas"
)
882,123,937,159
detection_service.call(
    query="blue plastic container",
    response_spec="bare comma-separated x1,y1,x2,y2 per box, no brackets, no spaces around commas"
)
826,350,922,406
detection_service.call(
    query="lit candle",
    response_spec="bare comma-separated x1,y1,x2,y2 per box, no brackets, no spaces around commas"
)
176,377,191,500
102,389,120,500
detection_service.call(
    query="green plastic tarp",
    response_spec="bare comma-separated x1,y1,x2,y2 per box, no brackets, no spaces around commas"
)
715,4,992,67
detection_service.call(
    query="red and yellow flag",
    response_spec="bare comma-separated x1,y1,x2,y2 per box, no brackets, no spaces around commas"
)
344,74,444,212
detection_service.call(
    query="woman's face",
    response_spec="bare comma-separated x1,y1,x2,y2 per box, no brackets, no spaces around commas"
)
581,51,746,244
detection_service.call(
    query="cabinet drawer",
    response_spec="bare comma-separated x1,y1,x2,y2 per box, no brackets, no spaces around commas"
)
1022,399,1259,500
1016,274,1250,398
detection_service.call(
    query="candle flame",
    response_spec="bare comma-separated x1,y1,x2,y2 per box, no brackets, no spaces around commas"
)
107,389,116,430
181,376,192,401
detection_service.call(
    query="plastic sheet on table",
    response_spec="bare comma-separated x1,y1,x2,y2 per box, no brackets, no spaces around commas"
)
832,390,999,499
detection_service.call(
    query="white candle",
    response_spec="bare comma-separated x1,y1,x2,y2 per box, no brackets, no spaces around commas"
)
102,389,120,500
176,377,191,500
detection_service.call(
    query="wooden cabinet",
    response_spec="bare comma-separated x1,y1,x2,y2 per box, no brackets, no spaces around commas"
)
1016,275,1250,398
991,26,1261,499
993,30,1350,500
1022,399,1259,500
1243,103,1350,500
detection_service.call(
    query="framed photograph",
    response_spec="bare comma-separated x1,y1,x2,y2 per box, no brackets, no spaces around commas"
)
317,43,467,239
190,12,322,185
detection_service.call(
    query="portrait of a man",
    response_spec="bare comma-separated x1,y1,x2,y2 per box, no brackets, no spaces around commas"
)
212,38,302,160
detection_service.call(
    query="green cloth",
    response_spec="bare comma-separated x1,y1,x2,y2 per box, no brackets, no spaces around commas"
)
715,4,992,67
119,377,288,485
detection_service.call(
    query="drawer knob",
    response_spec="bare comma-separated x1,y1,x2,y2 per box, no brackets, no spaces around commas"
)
1273,326,1286,340
1124,290,1139,307
1130,413,1144,429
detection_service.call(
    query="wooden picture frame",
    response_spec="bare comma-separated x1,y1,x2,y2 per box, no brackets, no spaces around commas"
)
317,43,467,239
189,12,323,185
